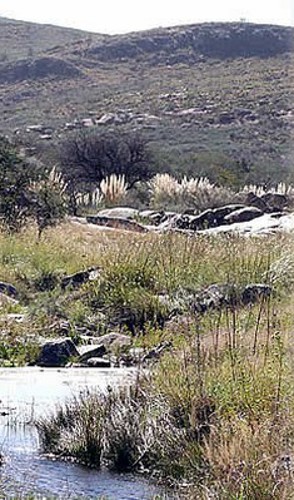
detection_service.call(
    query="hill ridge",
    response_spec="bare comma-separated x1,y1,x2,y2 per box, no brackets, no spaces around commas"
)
0,17,293,186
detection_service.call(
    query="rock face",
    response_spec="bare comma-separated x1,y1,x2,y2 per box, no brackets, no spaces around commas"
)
0,57,82,84
260,193,288,211
36,338,79,367
86,215,148,233
224,206,263,224
97,207,139,219
93,332,132,351
158,204,264,231
78,344,107,363
88,23,294,64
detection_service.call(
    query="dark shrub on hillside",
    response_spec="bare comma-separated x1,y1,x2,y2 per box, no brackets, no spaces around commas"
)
59,130,156,201
0,136,66,234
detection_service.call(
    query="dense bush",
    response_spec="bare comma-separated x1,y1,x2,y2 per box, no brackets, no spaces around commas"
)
0,137,66,235
0,137,41,232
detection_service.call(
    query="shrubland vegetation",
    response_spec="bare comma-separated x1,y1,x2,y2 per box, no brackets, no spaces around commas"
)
0,137,66,236
0,19,293,497
27,224,294,498
1,19,293,187
1,205,294,497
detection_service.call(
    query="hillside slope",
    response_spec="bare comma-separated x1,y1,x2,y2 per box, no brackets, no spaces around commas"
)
0,18,293,184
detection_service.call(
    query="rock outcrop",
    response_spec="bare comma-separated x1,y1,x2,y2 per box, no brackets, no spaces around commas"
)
0,57,82,84
36,338,79,367
86,215,148,233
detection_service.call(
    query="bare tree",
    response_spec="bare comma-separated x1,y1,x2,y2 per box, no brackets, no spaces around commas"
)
59,130,155,194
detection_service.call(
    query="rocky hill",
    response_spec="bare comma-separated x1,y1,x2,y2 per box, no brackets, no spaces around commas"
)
0,18,293,184
87,23,294,63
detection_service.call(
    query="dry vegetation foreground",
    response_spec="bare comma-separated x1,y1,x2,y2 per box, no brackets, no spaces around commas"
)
2,221,294,498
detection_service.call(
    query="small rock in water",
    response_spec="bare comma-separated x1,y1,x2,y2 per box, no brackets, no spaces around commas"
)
85,357,111,368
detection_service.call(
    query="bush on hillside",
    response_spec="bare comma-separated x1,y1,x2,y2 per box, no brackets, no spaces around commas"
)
0,137,66,235
59,130,156,211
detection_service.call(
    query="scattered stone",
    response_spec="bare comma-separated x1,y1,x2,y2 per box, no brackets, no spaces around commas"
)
84,357,111,368
61,267,100,290
39,134,52,140
81,118,95,127
36,338,79,367
218,112,235,125
0,313,26,323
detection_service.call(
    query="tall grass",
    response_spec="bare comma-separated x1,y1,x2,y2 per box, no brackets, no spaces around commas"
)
26,222,294,497
37,296,294,497
148,174,233,212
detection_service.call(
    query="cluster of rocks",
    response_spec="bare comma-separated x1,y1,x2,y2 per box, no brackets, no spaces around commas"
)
142,191,289,233
0,268,273,369
78,190,291,236
159,282,272,317
35,332,172,369
35,280,272,368
164,104,260,128
64,110,155,130
18,108,160,142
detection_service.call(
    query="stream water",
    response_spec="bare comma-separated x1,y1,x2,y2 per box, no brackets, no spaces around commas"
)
0,367,164,499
